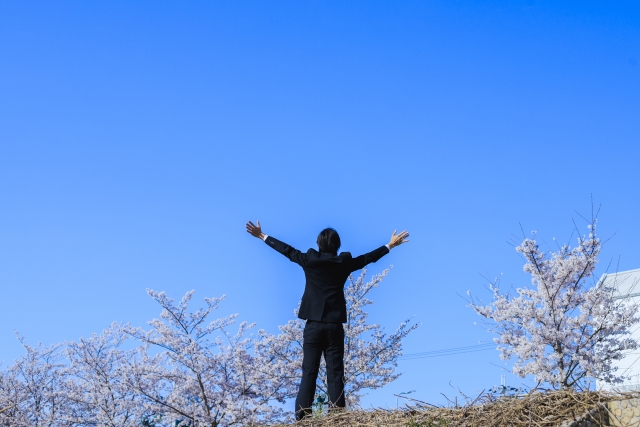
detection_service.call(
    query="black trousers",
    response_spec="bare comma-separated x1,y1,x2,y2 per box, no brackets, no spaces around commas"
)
295,320,345,420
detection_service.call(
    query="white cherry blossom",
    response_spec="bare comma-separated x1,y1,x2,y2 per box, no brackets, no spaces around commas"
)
471,219,639,389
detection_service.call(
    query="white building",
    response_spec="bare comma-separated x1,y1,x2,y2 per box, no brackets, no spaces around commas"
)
596,268,640,391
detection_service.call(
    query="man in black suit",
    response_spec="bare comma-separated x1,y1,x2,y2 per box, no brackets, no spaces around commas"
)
246,221,409,420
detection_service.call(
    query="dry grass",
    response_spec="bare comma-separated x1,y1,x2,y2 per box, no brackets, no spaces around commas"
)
273,389,639,427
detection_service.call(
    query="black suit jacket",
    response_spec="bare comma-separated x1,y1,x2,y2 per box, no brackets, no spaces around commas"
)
265,236,389,323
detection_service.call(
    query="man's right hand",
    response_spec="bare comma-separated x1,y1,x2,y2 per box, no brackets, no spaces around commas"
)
246,220,266,240
388,230,410,249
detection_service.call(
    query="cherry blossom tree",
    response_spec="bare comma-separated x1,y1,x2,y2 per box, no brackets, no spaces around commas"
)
263,268,419,408
65,324,144,427
122,289,296,427
470,217,640,389
0,335,72,427
0,268,416,424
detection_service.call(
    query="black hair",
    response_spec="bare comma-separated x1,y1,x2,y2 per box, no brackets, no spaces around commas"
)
317,228,341,254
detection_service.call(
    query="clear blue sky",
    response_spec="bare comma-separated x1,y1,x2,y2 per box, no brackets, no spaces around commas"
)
1,0,639,408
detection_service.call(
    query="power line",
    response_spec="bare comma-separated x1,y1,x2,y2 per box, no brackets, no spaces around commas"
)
399,343,496,360
400,343,495,360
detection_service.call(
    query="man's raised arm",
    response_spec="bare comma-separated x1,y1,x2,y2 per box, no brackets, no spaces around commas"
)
245,220,307,267
349,230,410,272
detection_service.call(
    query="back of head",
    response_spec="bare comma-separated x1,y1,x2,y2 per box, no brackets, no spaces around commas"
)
317,228,341,254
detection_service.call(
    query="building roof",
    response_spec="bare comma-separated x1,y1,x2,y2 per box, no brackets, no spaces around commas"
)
597,268,640,391
598,268,640,299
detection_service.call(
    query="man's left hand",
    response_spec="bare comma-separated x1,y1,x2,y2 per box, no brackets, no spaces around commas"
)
246,220,266,240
